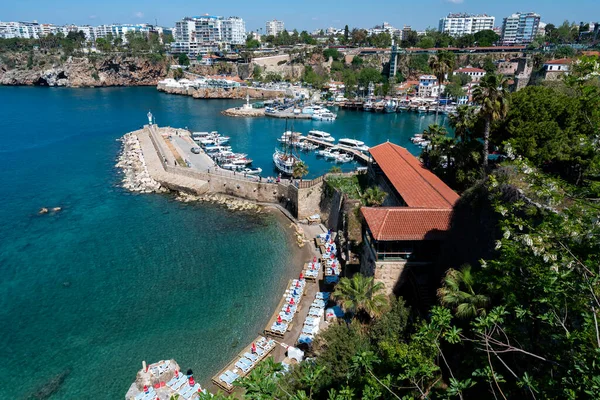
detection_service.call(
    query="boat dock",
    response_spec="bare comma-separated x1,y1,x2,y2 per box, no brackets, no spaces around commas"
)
301,137,371,164
265,111,312,119
263,281,298,339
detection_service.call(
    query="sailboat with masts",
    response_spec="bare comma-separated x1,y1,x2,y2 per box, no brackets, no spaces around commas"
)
273,119,302,175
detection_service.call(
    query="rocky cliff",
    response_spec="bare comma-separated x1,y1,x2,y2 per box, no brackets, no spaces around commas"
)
0,54,169,87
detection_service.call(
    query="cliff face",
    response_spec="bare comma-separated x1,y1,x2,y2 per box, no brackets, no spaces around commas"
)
0,54,169,87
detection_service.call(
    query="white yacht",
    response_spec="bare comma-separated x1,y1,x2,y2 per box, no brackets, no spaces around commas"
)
337,138,369,153
307,130,336,143
312,111,337,121
335,153,354,163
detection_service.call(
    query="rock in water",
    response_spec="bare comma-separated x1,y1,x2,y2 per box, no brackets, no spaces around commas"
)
28,369,70,399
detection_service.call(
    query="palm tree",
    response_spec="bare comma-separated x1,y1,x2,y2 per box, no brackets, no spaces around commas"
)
448,105,476,141
361,186,387,207
292,161,308,179
429,52,455,122
472,73,509,171
437,265,489,319
333,274,389,319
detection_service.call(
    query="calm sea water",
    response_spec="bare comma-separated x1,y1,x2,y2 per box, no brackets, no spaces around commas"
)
0,86,447,399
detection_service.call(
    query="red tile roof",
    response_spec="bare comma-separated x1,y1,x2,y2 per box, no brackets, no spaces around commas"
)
369,142,459,209
361,207,453,241
455,67,486,73
544,58,572,65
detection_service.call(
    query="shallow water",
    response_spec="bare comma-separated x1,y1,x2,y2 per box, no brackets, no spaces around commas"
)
0,86,448,398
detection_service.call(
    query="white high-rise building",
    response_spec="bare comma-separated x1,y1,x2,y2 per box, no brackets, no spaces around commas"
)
266,19,284,36
172,15,246,55
438,13,495,37
501,12,541,45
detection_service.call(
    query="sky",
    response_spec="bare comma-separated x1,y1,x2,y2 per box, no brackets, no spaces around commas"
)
1,0,599,32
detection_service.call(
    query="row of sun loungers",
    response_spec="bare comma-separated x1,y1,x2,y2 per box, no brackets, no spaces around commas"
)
268,278,306,337
213,336,276,393
298,292,330,345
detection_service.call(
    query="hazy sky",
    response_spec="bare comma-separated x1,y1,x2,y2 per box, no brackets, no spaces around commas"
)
1,0,599,31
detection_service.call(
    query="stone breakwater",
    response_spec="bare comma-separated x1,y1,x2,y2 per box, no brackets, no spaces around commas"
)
221,107,266,117
116,132,167,194
157,84,287,100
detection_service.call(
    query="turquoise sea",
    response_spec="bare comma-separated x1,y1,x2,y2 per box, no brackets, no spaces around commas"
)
0,86,447,399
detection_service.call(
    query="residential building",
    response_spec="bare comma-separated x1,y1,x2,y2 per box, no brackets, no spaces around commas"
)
454,67,486,82
172,15,246,55
543,58,572,81
368,22,400,37
438,13,495,37
266,19,284,37
418,75,443,98
501,12,541,45
360,142,459,294
401,26,413,41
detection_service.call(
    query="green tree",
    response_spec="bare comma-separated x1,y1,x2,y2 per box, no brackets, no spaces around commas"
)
358,67,381,88
177,53,190,66
173,68,183,80
323,48,342,61
437,265,489,319
292,161,308,179
456,34,475,48
361,186,387,207
344,25,350,41
333,274,389,319
245,35,261,49
449,105,476,141
473,29,500,47
429,51,455,121
472,73,509,171
351,56,364,68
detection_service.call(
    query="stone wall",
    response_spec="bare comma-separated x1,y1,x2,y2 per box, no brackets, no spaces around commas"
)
157,84,287,99
360,242,407,296
164,165,281,203
296,182,325,220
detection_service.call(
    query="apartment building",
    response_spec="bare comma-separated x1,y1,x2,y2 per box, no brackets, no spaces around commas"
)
172,15,246,55
266,19,284,36
438,13,495,37
501,12,541,44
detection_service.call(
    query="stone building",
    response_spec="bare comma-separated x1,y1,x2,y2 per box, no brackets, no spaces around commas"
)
360,142,459,295
543,58,572,81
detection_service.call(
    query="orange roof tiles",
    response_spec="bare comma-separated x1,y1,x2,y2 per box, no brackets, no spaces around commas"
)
369,142,459,209
455,67,486,73
544,58,572,65
361,207,453,241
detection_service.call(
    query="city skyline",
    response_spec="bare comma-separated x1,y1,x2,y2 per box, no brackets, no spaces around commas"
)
1,0,599,32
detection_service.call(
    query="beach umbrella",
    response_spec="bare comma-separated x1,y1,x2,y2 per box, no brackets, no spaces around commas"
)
252,343,257,353
189,376,195,386
175,370,179,378
286,305,291,313
313,256,317,263
277,315,282,324
296,281,300,288
311,263,315,270
330,253,335,260
143,385,148,394
290,297,295,305
299,272,304,280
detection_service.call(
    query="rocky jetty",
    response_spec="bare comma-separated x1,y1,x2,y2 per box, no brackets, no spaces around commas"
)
176,192,262,212
0,55,168,87
221,107,265,117
116,133,167,193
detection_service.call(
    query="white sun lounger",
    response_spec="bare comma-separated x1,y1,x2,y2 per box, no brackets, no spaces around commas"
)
235,360,251,373
172,376,188,391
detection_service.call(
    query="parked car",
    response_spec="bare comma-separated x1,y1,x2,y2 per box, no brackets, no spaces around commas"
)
191,147,201,154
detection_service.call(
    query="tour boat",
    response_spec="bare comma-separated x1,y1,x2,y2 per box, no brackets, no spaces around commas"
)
294,141,318,151
363,101,374,112
222,163,243,171
417,105,427,113
307,130,335,143
322,150,340,160
312,111,337,121
337,138,369,153
273,149,301,175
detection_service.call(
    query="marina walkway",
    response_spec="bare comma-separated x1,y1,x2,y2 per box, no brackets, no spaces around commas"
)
302,137,371,163
138,127,210,194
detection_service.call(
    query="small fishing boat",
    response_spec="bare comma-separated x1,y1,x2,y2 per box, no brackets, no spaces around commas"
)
242,167,262,175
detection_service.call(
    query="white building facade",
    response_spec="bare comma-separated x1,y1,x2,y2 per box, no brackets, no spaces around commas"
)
501,12,541,44
266,19,284,37
438,13,495,37
418,75,444,98
172,15,246,55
